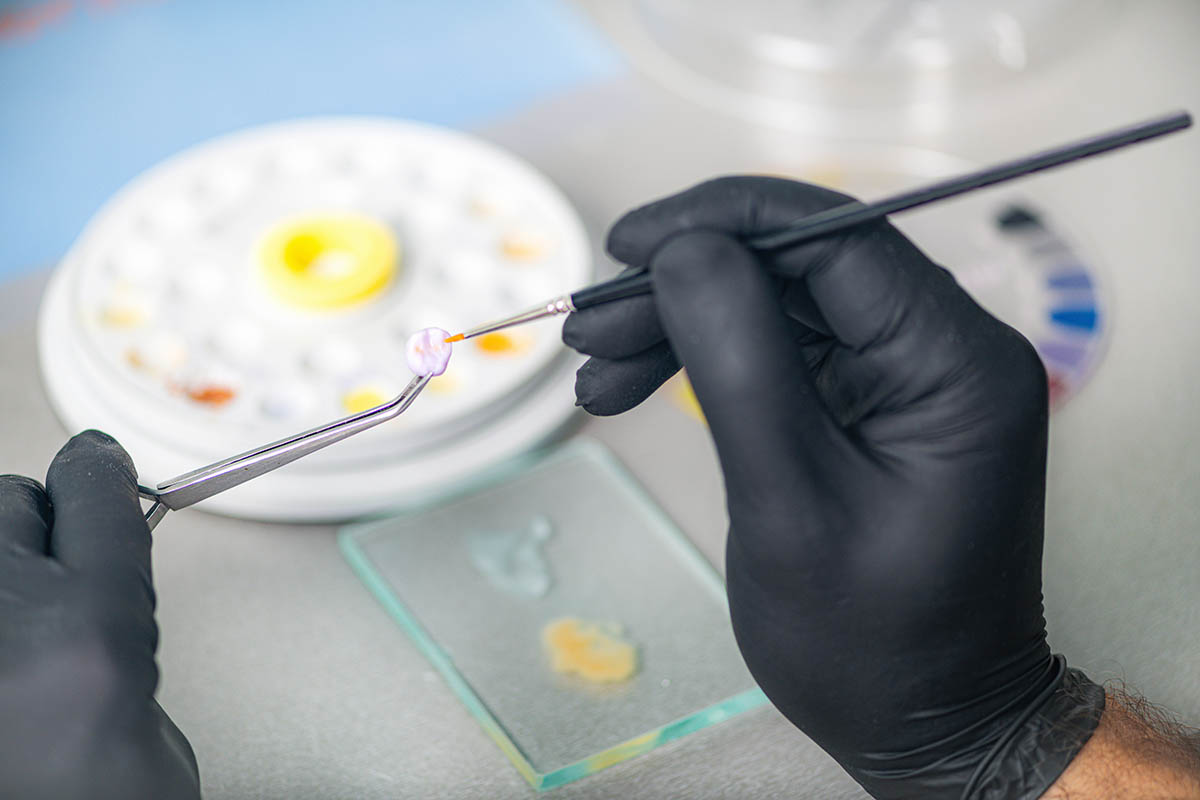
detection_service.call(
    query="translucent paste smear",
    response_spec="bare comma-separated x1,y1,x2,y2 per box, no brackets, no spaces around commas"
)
468,516,554,598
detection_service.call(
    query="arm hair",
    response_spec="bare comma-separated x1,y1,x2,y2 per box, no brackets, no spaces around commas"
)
1042,684,1200,800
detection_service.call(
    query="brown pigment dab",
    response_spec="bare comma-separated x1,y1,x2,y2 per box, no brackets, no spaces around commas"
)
185,385,236,406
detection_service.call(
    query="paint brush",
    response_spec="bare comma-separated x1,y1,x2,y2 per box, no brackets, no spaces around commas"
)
444,110,1192,344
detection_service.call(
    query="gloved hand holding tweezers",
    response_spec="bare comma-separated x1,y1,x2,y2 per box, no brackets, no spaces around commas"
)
0,431,201,800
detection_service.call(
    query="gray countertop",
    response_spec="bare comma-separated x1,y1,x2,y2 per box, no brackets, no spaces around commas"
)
2,3,1198,798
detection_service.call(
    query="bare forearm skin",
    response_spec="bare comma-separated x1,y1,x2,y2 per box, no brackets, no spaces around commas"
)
1043,689,1200,799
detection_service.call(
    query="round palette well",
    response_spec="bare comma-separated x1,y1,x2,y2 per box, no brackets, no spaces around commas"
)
759,144,1109,412
39,118,592,520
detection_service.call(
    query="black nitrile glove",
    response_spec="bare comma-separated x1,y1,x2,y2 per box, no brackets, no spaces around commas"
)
0,431,200,800
563,177,1105,799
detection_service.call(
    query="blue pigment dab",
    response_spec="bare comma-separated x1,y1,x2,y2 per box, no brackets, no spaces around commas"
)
1046,271,1093,290
1049,308,1099,332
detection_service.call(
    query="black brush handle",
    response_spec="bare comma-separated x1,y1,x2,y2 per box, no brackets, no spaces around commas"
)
752,109,1191,255
570,269,652,309
569,110,1191,312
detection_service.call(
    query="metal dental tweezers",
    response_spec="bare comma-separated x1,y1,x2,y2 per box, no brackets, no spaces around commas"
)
137,374,431,530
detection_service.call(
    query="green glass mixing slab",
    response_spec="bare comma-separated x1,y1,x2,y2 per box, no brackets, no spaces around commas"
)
339,439,767,790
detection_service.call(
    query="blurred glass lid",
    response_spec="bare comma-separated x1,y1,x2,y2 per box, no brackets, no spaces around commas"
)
608,0,1117,136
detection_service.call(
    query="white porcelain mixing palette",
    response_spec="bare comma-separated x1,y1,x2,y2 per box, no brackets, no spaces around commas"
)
39,119,591,520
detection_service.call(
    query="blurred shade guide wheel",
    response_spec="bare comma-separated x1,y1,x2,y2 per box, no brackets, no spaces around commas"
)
759,144,1110,413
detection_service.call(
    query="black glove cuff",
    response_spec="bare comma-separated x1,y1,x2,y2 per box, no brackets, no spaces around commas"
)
962,656,1106,800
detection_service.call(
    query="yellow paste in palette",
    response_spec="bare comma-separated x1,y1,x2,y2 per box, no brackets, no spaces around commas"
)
427,370,461,395
469,196,501,218
342,386,388,414
258,214,398,310
500,230,547,261
673,373,706,424
100,304,147,328
542,618,638,683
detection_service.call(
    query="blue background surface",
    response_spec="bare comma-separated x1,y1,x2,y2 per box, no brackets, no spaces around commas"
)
0,0,623,280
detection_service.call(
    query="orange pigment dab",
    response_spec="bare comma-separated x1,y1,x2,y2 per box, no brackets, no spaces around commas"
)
185,385,237,406
124,349,146,370
542,618,638,683
475,331,529,355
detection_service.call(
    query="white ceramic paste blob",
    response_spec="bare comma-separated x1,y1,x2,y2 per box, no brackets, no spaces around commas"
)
405,327,453,377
